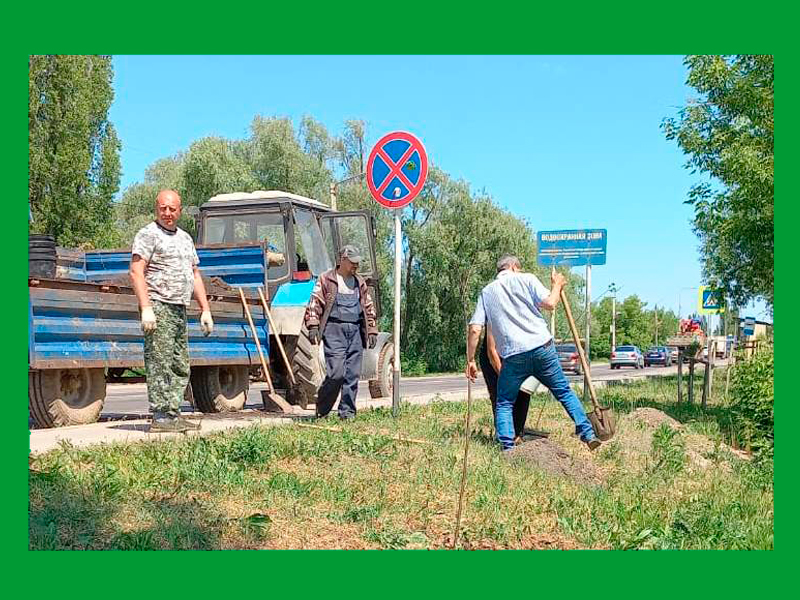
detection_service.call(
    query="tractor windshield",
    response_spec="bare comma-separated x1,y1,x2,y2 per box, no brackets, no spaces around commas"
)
293,208,333,276
201,211,289,281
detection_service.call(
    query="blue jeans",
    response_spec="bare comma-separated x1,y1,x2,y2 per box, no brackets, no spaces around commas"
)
496,341,596,450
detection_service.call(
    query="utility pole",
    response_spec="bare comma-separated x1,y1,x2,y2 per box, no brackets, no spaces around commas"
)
329,172,366,212
654,304,659,346
610,283,617,353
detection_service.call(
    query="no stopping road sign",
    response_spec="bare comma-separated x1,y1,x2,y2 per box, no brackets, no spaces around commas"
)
366,131,428,209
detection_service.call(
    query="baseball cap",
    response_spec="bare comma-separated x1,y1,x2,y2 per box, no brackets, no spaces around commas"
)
340,245,362,263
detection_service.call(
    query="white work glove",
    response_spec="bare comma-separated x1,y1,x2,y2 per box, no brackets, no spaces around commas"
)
200,310,214,336
141,306,157,333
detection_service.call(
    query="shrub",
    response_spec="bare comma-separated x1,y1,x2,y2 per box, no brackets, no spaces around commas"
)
729,347,774,457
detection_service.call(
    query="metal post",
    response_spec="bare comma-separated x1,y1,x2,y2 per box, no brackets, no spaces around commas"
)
702,341,711,409
583,264,591,401
329,182,337,212
550,309,555,339
611,292,616,352
392,208,402,416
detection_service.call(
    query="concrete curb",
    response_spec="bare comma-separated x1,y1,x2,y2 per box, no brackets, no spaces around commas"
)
29,366,686,455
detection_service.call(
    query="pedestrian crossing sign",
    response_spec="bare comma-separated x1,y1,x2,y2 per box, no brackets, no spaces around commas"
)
698,286,725,314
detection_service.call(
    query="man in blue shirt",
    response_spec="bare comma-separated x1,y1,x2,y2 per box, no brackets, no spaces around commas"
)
466,255,600,451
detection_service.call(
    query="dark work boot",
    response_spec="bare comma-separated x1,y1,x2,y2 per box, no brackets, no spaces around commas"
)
175,417,201,431
149,412,197,433
149,415,184,433
584,437,602,451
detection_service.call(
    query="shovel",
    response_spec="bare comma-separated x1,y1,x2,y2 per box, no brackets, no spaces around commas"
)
238,288,292,413
556,270,616,441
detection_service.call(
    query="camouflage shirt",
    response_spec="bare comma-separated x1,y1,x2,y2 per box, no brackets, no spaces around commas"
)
131,222,199,306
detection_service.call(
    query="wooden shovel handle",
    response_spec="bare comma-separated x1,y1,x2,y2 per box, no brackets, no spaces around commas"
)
558,287,600,412
257,287,295,386
239,287,274,392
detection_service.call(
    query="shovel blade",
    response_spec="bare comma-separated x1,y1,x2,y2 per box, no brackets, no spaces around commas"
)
261,390,294,414
588,406,616,441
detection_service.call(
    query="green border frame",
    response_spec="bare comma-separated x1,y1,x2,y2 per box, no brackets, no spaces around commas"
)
7,3,788,597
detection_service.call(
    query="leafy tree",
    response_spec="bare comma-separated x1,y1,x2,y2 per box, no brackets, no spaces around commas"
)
114,115,585,373
114,156,187,243
663,55,773,307
29,55,121,247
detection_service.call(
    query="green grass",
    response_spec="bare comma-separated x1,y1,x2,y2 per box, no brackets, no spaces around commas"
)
29,374,772,550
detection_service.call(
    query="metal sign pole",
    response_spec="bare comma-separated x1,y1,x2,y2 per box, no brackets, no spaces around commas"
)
392,208,402,416
364,131,428,418
584,264,591,401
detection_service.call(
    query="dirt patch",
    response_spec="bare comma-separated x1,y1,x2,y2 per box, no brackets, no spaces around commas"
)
628,408,682,429
616,408,743,471
613,408,682,462
506,437,602,484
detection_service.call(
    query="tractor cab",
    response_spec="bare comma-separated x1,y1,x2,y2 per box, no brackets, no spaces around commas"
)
196,191,392,404
197,191,381,314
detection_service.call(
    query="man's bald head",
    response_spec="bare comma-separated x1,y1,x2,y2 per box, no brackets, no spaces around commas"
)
155,190,182,230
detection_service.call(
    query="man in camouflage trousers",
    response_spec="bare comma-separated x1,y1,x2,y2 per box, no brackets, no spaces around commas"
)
130,190,215,433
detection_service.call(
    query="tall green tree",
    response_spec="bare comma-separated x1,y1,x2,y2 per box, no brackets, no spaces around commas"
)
663,55,773,307
29,55,121,247
114,115,585,373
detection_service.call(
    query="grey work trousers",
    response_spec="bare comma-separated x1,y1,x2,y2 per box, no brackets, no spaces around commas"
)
316,321,363,418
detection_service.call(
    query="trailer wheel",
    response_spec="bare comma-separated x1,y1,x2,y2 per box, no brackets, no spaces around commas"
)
368,342,394,399
29,368,106,428
288,324,325,409
190,365,249,412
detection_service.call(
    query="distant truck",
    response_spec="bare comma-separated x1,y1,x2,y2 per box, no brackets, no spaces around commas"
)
665,318,706,360
707,335,729,359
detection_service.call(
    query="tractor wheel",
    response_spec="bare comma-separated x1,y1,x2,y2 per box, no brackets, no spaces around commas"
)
29,368,106,428
369,342,394,399
190,365,249,412
288,324,325,409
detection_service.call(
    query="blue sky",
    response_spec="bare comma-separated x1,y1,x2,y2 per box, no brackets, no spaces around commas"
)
108,55,769,323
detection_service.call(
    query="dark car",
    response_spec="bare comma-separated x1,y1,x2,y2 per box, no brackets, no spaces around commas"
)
644,346,671,367
610,345,644,369
556,343,582,375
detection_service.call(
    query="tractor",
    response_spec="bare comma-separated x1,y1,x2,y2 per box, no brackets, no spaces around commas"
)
194,190,394,406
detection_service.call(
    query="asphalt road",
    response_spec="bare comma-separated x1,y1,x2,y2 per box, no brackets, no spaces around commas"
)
100,361,683,418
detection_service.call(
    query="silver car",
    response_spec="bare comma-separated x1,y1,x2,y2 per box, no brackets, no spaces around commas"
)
667,346,680,363
556,343,582,375
611,345,644,369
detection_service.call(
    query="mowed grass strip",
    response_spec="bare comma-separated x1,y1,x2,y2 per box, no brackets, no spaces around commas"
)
29,374,773,550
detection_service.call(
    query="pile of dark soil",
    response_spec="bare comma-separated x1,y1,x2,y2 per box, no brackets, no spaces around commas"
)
506,437,602,484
